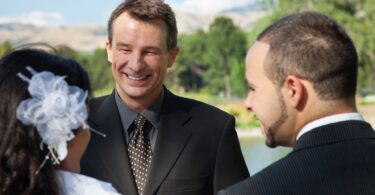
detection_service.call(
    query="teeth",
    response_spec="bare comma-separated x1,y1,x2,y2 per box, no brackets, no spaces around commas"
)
128,75,147,81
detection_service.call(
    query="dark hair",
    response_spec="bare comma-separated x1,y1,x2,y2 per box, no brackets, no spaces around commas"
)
258,12,358,100
0,47,90,194
107,0,178,51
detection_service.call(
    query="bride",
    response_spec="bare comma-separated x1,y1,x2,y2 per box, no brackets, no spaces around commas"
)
0,47,121,195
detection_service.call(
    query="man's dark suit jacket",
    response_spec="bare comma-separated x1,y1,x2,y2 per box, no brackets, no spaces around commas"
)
218,120,375,195
81,89,249,195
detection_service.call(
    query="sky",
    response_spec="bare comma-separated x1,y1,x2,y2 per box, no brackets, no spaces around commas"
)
0,0,252,27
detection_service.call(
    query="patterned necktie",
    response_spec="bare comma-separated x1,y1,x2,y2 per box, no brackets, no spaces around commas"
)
128,114,152,195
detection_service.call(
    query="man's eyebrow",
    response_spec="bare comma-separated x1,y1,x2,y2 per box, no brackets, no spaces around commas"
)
143,46,161,51
115,42,131,48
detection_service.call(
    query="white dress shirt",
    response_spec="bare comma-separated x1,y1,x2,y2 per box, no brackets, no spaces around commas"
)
296,113,365,140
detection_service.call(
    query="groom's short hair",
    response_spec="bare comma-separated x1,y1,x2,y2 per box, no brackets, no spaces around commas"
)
258,12,358,101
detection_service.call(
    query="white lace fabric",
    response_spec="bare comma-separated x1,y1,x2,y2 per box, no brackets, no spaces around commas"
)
16,66,88,161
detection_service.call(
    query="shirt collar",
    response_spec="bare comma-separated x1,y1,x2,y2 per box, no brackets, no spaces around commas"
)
296,112,364,140
115,89,164,132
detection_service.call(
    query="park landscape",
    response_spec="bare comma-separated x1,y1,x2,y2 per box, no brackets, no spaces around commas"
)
0,0,374,175
1,0,374,134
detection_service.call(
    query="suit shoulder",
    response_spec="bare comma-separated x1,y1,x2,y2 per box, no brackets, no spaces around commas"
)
88,95,110,113
222,177,254,194
222,162,287,194
174,94,232,118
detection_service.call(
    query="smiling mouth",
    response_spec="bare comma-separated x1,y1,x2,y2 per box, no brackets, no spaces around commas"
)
125,74,150,81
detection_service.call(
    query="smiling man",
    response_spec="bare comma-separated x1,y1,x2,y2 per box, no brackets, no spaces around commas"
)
218,12,375,195
80,1,249,195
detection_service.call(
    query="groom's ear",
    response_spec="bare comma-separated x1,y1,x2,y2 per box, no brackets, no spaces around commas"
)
106,39,113,64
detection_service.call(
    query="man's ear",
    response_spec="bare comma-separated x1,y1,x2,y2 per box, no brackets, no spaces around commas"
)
167,47,180,68
283,75,305,108
106,39,113,64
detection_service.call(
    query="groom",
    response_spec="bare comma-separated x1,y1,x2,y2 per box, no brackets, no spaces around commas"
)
81,0,249,195
219,12,375,195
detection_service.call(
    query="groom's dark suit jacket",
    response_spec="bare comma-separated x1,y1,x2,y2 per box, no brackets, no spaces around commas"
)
218,120,375,195
81,89,249,195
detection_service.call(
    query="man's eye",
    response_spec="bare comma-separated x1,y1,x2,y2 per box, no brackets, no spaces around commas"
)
145,50,158,55
119,49,131,53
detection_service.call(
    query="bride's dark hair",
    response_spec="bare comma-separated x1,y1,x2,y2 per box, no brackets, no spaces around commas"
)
0,45,90,194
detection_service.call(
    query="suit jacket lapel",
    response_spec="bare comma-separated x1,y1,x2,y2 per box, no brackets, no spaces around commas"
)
144,90,192,195
89,91,138,195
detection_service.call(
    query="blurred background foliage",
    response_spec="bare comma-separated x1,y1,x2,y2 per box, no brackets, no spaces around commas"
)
255,0,375,94
1,0,374,127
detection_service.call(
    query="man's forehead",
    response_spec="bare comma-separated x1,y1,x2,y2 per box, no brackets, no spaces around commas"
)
246,41,270,69
247,41,270,57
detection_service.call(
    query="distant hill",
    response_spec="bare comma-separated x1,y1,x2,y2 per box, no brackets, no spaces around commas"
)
0,24,107,52
0,5,267,52
175,8,266,34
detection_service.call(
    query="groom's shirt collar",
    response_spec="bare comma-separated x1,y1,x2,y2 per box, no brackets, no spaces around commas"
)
296,112,364,140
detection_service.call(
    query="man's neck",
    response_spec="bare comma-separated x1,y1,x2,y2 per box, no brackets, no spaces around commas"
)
116,87,163,113
292,98,357,144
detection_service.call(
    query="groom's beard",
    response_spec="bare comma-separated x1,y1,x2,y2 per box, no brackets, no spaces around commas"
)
265,93,288,148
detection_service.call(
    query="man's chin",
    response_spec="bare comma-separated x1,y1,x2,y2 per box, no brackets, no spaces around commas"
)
123,86,148,97
265,139,277,148
263,129,277,148
126,92,147,100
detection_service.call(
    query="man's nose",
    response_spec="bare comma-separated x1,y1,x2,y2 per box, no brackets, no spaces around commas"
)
244,94,252,112
128,53,144,71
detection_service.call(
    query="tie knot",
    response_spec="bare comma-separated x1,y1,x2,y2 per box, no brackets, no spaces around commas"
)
134,114,147,129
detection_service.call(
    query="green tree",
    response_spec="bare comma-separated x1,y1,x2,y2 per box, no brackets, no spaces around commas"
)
56,45,113,92
256,0,375,93
203,16,248,97
0,41,12,57
230,58,247,97
169,30,208,92
86,48,114,91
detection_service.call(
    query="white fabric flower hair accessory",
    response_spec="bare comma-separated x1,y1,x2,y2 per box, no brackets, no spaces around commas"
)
16,66,88,164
